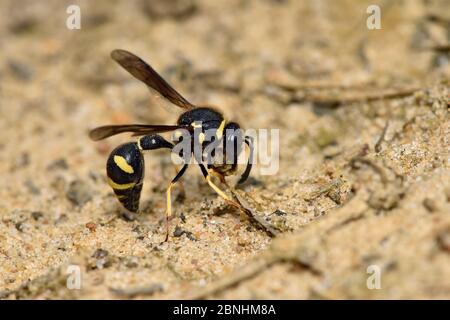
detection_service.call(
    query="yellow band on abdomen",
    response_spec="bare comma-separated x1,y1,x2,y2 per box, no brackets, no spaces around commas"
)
107,177,136,190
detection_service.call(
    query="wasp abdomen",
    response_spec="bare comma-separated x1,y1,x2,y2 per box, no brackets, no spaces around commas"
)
106,142,144,212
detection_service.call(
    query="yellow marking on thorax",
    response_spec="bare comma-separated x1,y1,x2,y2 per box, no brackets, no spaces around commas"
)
113,155,134,174
216,120,226,140
198,132,205,144
174,130,183,139
107,177,136,190
191,121,202,128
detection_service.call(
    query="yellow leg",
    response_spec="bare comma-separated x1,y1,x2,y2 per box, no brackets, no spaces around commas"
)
204,175,245,212
164,164,188,242
165,183,174,242
205,175,231,201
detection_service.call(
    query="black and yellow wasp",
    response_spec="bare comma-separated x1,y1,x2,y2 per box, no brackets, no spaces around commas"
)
89,49,253,240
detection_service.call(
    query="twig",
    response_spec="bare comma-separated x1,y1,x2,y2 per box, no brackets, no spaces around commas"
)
299,87,420,104
349,157,389,185
266,77,374,91
231,192,280,237
375,121,389,153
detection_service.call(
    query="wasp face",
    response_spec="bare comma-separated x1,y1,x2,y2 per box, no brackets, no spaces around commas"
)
206,121,244,176
223,122,243,160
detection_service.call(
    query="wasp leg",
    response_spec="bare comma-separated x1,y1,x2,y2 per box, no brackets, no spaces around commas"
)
165,164,188,241
139,133,189,241
209,169,230,188
198,164,244,212
237,136,254,185
172,164,186,201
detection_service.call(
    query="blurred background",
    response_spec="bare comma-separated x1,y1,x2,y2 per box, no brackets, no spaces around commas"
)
0,0,449,299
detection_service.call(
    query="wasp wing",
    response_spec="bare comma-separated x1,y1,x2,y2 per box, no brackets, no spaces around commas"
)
89,124,181,141
111,49,196,110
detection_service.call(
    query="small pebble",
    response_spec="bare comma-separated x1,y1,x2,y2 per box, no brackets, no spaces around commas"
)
85,222,96,232
15,222,25,232
9,18,38,34
8,60,34,81
31,211,43,221
92,248,109,259
173,225,197,241
173,226,184,237
66,180,92,206
445,187,450,202
121,211,137,222
88,171,99,181
124,256,139,269
24,180,41,195
92,249,110,269
12,152,30,170
47,158,68,171
437,229,450,253
423,198,438,213
273,209,287,216
54,214,68,225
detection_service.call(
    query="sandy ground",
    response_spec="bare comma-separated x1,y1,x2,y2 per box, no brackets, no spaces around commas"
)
0,0,449,299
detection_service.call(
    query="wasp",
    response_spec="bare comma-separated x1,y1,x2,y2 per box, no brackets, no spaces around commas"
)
89,49,254,240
